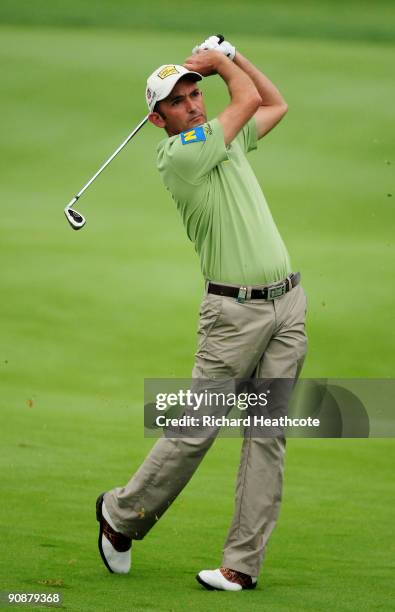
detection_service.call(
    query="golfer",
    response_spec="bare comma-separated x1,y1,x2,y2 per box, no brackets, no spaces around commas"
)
96,35,307,591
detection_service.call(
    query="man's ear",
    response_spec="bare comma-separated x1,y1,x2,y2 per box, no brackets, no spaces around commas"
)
149,112,166,129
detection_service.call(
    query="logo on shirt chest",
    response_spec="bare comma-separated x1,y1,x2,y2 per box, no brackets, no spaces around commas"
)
180,126,206,145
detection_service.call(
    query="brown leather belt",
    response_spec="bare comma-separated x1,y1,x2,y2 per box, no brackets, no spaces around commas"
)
208,272,300,302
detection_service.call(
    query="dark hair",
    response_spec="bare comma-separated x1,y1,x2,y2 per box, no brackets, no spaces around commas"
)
153,101,166,119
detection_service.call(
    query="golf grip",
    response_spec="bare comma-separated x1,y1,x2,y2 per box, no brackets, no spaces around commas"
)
65,34,227,228
66,35,226,224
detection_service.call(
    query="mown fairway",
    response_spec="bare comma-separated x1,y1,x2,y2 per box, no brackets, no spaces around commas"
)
1,2,394,610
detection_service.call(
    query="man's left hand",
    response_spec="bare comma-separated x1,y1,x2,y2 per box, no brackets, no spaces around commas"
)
192,35,236,61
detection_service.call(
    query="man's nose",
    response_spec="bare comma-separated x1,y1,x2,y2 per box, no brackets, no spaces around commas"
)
186,97,197,112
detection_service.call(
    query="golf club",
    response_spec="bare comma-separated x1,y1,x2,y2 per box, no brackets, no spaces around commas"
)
64,114,149,230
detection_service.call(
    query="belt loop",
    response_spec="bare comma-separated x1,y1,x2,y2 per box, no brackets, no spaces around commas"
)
246,285,252,300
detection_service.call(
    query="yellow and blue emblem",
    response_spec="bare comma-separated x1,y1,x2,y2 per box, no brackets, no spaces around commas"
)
180,126,206,145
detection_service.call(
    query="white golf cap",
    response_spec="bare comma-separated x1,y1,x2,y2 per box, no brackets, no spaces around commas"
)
145,64,202,112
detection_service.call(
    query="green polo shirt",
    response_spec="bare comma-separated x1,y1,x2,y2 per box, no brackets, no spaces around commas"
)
156,117,291,285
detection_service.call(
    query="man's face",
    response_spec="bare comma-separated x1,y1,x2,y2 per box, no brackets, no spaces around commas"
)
150,78,207,136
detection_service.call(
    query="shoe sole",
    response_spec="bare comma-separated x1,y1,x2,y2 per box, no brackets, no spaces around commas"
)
196,574,217,590
195,574,257,591
96,492,114,574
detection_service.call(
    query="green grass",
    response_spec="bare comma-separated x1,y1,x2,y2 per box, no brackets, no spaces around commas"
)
2,400,394,611
0,0,394,43
1,10,394,611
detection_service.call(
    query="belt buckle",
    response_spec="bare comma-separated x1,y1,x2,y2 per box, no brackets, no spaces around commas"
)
267,281,286,300
237,286,247,303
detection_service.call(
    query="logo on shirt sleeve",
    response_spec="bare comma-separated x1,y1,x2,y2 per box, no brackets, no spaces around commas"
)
180,126,206,145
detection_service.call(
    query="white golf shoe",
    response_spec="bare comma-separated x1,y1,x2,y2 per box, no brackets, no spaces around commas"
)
196,567,258,591
96,493,132,574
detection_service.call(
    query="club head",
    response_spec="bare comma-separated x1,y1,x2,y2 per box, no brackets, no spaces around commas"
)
64,206,86,230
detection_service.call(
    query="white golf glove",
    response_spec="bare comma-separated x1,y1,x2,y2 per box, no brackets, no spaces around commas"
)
192,35,236,61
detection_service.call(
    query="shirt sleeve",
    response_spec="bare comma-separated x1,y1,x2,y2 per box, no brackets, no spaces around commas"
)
235,116,258,154
162,118,228,184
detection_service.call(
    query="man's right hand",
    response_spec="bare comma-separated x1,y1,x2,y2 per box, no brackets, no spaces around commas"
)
184,50,228,77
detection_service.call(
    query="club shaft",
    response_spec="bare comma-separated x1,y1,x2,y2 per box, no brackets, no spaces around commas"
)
68,114,149,208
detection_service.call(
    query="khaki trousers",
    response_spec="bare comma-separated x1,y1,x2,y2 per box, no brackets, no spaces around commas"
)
105,283,307,576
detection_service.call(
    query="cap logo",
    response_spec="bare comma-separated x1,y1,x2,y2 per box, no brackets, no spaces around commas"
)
157,65,179,80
